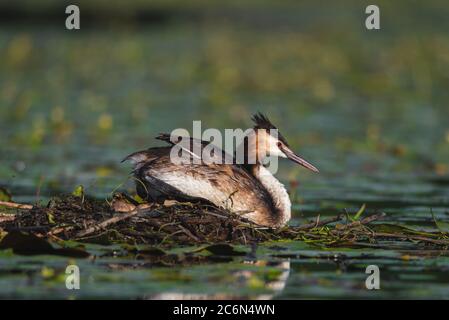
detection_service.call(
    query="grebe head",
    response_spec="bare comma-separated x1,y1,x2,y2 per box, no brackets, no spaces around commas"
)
249,113,319,173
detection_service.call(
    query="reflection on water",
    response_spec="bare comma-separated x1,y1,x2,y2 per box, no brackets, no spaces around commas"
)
3,242,449,299
146,261,290,300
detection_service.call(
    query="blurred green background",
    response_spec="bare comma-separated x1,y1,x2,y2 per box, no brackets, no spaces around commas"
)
0,0,448,200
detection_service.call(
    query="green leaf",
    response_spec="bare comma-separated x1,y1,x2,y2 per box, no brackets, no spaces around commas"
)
430,209,449,233
371,223,415,234
353,203,366,221
47,212,56,224
0,231,90,258
133,194,145,204
72,185,84,198
370,223,437,237
201,244,246,256
0,187,12,202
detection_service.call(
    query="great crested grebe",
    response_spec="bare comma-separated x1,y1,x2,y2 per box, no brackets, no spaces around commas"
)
123,113,318,228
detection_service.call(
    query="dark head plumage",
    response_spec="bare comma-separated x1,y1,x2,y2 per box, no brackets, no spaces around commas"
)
251,112,289,146
252,112,277,130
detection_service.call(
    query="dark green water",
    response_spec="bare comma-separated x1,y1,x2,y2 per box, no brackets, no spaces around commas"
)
0,1,448,299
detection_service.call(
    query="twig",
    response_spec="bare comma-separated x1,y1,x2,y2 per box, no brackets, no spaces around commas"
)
360,212,386,224
75,206,154,238
5,225,49,232
0,201,33,210
47,225,75,237
337,212,386,231
178,225,200,242
160,230,184,245
0,214,16,223
374,232,449,245
202,210,232,220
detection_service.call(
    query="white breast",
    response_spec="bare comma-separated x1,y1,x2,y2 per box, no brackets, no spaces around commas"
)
149,171,231,207
254,166,291,226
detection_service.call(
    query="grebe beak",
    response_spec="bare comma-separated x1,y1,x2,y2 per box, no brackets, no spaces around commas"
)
281,146,319,173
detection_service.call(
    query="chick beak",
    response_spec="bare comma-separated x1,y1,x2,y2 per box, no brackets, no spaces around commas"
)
281,146,319,173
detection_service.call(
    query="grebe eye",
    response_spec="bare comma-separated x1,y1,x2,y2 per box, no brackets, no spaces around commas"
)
277,142,282,148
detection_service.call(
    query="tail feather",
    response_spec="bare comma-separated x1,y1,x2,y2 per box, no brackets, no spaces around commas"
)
121,150,150,164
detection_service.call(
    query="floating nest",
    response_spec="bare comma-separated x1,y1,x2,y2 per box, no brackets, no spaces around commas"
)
1,193,449,251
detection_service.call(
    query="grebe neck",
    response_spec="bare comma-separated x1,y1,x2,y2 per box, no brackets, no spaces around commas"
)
252,165,291,227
